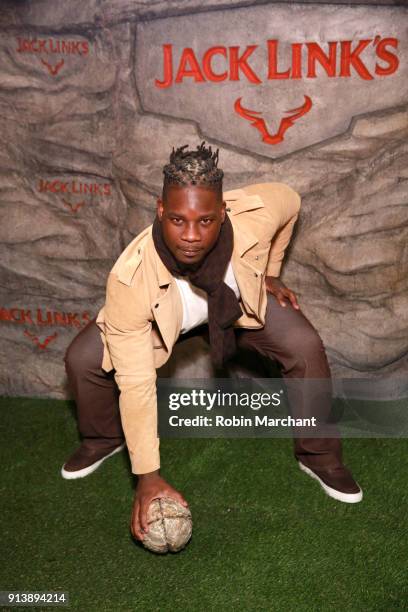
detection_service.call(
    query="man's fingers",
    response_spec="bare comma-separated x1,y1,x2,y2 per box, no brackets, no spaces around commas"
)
134,526,144,541
139,500,151,535
287,291,300,309
277,291,287,307
130,499,138,538
152,491,189,508
270,290,285,306
131,500,144,541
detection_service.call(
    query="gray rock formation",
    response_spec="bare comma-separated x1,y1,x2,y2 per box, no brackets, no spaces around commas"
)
0,0,406,401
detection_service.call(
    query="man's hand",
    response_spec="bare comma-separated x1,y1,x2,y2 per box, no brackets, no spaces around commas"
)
265,276,300,309
130,470,189,542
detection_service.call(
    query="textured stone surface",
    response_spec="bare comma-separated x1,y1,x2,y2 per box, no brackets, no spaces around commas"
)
0,1,407,402
142,497,193,554
0,0,404,30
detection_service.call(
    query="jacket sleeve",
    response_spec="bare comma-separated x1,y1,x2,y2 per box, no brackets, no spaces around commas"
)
102,271,160,475
264,184,301,277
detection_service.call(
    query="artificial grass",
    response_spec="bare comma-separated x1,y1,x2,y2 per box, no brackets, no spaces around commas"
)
0,396,407,611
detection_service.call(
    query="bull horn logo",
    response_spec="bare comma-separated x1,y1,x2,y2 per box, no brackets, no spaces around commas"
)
24,329,58,350
234,95,312,145
40,58,65,76
62,199,86,213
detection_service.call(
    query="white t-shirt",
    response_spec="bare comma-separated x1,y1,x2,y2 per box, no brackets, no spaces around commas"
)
174,260,241,334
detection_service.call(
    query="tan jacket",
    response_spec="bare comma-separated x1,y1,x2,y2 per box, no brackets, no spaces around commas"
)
95,182,301,474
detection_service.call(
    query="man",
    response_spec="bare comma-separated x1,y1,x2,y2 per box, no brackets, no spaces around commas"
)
62,142,362,542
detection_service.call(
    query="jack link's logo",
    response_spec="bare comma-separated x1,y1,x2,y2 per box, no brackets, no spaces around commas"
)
1,307,92,350
16,37,89,76
37,178,112,214
152,37,400,146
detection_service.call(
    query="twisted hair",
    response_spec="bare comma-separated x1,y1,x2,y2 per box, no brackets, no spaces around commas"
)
162,141,224,199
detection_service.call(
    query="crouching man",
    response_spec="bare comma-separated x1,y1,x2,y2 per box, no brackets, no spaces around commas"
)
62,142,362,542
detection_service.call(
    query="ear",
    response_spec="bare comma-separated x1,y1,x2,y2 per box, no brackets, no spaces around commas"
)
157,197,164,220
221,199,227,223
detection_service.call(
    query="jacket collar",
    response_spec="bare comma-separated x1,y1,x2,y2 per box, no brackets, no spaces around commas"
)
225,189,264,257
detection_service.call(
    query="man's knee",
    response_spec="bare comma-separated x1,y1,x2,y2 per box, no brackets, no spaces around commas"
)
282,324,327,365
64,325,101,375
64,336,85,375
296,327,325,358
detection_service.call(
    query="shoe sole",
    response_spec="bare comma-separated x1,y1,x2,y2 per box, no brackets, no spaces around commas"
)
298,461,363,503
61,443,126,480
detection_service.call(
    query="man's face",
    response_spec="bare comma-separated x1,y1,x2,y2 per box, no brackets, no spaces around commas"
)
157,183,226,265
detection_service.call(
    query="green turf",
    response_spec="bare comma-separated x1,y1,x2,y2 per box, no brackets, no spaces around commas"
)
1,396,407,611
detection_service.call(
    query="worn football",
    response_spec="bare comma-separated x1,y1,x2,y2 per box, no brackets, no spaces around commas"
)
142,497,193,554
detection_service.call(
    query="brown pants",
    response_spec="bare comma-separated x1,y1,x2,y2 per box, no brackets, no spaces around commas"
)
64,292,342,470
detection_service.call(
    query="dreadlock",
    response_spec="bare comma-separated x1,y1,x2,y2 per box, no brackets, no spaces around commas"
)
162,141,224,200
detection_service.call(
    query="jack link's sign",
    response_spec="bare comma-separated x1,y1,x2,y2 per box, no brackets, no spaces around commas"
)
135,4,407,158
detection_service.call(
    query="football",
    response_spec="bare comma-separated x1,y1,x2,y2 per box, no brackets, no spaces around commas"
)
142,497,193,554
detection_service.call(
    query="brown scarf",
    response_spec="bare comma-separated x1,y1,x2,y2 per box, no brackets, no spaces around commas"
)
152,213,243,369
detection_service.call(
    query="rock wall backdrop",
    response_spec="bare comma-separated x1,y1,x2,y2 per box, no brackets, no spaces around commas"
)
0,0,407,400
